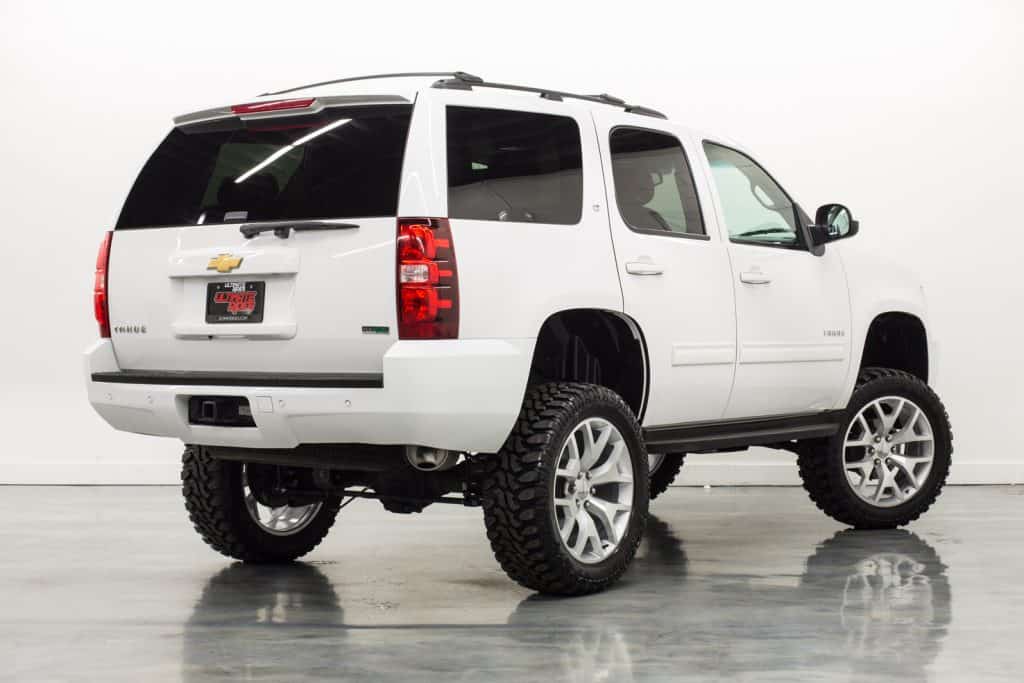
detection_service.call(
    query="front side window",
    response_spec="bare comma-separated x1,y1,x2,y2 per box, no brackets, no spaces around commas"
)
610,128,705,236
117,105,413,229
447,106,582,224
703,142,800,247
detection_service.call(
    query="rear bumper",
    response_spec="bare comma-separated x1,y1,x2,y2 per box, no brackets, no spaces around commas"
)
84,338,534,453
90,370,384,388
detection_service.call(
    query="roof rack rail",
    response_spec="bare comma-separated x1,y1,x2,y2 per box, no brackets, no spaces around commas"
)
260,71,483,97
624,105,667,118
432,76,666,119
259,71,666,119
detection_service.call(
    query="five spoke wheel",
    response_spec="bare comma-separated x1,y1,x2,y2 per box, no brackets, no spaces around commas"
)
843,396,935,508
553,418,635,564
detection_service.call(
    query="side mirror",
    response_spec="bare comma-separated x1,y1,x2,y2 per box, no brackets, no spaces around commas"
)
809,203,859,246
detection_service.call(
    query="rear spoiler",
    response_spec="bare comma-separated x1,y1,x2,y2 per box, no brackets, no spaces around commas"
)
173,94,410,128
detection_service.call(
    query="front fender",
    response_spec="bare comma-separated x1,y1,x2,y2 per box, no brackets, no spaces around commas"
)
835,246,931,408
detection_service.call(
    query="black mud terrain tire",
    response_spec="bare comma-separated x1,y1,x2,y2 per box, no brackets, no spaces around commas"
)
798,368,952,529
182,445,341,562
479,382,650,596
649,453,685,500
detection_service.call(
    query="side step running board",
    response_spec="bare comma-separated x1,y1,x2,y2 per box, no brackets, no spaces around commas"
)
643,411,844,453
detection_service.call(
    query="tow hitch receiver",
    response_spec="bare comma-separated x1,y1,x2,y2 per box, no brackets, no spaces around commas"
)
188,396,256,427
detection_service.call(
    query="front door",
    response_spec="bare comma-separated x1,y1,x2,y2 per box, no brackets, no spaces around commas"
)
700,141,852,419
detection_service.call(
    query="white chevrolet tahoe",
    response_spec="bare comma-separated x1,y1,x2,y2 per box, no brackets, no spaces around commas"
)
86,72,952,595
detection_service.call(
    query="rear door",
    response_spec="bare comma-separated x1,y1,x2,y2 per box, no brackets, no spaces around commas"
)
592,111,737,425
109,100,414,374
425,90,622,342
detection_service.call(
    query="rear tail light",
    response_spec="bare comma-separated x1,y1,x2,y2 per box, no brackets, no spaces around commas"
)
396,218,458,339
94,231,112,338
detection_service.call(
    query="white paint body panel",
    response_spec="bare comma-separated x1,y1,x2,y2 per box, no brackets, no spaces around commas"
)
833,245,930,407
86,78,931,453
591,111,736,424
689,138,854,418
109,218,400,372
720,240,852,417
86,338,532,452
424,90,623,341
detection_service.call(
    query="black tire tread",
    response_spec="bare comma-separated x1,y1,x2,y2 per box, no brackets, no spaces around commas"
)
797,367,952,529
480,382,648,596
181,445,340,562
649,453,685,500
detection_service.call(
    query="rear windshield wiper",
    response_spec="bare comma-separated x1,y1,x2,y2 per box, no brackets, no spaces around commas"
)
240,220,360,239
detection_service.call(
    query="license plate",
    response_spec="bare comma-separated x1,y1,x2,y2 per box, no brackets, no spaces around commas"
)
206,281,265,323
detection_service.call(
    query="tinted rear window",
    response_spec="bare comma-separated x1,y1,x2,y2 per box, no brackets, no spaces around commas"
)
446,106,582,224
116,105,412,229
610,128,705,236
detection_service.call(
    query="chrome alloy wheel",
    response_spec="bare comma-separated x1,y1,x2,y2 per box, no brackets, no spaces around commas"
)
843,396,935,508
242,466,323,536
553,418,635,564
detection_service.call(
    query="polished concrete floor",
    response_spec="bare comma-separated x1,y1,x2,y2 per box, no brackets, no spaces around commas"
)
1,485,1022,681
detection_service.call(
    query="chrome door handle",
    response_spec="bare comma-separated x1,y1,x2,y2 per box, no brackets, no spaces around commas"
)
739,271,772,285
625,262,664,276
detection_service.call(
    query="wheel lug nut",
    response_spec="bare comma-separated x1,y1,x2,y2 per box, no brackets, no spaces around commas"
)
869,447,875,454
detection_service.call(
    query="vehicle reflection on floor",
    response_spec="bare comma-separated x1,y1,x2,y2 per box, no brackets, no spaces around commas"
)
182,517,950,681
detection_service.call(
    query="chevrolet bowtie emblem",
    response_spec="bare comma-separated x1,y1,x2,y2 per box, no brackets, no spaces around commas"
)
207,254,243,273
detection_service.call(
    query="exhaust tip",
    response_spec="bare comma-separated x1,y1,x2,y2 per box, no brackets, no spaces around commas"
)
405,446,459,472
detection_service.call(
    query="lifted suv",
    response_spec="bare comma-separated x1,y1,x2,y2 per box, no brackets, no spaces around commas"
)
86,72,952,595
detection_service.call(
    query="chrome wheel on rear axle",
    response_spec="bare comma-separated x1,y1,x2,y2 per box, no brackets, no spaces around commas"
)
242,466,323,536
843,396,935,508
552,418,635,564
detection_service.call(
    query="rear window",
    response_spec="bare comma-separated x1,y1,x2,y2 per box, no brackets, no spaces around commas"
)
446,106,582,224
610,128,705,237
116,105,413,229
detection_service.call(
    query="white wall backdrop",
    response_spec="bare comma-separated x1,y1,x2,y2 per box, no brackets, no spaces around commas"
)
1,0,1021,484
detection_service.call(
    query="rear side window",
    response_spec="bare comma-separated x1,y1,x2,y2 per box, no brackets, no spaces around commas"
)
116,105,412,229
609,128,705,237
446,106,582,224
